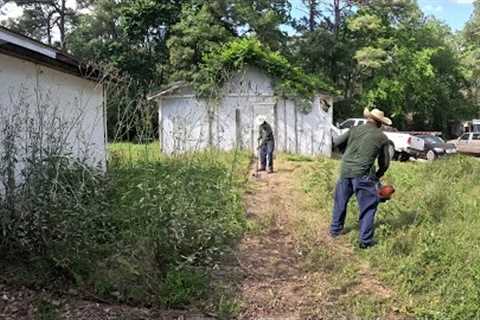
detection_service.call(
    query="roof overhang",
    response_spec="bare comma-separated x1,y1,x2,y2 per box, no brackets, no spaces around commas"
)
147,81,190,101
0,26,102,82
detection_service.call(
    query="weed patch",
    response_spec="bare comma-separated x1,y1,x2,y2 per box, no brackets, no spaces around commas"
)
1,146,251,310
300,155,480,318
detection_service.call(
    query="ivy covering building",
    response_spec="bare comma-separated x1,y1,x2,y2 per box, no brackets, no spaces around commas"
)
148,38,337,155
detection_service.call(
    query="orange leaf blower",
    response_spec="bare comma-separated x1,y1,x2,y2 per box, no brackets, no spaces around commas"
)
377,183,395,202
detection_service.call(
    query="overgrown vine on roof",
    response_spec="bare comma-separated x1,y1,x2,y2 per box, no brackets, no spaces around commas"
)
191,38,335,110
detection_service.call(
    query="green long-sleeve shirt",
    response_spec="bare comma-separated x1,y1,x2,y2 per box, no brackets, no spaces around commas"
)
334,122,390,179
258,121,274,147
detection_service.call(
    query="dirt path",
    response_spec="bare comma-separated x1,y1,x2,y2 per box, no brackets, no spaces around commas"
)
226,157,405,320
1,157,405,320
0,283,214,320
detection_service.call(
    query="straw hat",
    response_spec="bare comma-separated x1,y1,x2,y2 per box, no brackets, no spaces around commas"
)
363,107,392,126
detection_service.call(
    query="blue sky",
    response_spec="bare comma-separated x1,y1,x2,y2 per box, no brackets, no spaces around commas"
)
289,0,475,31
1,1,475,33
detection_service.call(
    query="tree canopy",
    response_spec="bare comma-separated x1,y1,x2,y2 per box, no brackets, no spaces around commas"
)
192,37,335,103
1,0,479,136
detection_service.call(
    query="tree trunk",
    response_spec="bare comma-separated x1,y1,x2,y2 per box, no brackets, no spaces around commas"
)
47,22,52,45
59,0,66,49
307,0,318,32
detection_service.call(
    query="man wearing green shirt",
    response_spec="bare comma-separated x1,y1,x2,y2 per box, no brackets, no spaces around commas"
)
257,116,275,173
330,108,392,249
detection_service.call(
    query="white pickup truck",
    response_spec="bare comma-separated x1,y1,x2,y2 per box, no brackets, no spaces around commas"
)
333,118,425,161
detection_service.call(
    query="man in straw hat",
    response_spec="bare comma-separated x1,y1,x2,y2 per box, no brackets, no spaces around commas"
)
330,107,392,249
257,116,275,173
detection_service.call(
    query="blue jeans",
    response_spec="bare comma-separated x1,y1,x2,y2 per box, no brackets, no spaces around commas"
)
330,176,380,245
260,141,274,170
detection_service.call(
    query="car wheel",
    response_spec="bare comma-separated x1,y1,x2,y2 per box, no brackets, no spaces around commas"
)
426,150,437,161
399,153,410,162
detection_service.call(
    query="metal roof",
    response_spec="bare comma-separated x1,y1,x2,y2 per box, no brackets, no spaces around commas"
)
0,26,102,82
147,81,190,101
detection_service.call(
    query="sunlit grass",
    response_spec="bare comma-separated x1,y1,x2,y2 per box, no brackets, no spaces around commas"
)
298,155,480,318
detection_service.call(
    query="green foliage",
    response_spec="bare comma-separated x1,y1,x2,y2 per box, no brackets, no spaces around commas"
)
69,0,179,85
96,148,249,306
1,146,250,308
2,0,89,48
347,4,472,132
167,4,234,81
354,47,389,69
110,150,248,269
302,156,480,318
193,37,335,105
35,298,60,320
159,268,208,307
1,156,116,281
348,13,383,32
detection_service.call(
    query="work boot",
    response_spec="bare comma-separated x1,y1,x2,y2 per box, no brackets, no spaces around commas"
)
267,167,274,174
359,240,377,249
258,167,266,172
330,229,347,238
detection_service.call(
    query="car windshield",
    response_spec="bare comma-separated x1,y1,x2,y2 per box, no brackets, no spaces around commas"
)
420,135,445,144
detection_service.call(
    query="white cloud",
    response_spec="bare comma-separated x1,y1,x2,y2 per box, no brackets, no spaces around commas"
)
424,4,444,13
450,0,475,4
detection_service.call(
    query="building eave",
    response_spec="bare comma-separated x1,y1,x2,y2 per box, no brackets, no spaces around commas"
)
147,81,190,101
0,26,103,82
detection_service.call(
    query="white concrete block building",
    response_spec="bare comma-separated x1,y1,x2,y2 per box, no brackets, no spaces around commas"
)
0,26,107,186
149,67,334,156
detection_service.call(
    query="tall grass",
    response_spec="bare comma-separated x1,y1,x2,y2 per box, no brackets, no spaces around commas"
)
100,145,250,306
301,156,480,318
2,142,251,308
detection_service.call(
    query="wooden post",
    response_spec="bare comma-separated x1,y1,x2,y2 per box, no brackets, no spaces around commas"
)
283,100,287,152
158,99,163,152
273,102,278,150
208,104,214,148
235,108,242,149
294,104,299,154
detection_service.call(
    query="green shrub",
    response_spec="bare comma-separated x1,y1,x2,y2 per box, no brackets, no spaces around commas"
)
97,149,249,305
1,144,250,308
160,268,208,307
0,155,116,282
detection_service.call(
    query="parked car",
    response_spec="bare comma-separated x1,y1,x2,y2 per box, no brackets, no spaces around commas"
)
334,118,425,161
417,135,457,160
448,132,480,156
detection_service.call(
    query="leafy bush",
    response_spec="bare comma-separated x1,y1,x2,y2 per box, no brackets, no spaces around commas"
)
302,156,480,318
160,268,208,307
193,37,336,105
99,149,249,306
0,154,117,281
1,139,249,308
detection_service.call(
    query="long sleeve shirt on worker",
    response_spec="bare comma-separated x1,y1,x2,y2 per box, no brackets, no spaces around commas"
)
333,122,390,179
258,122,274,147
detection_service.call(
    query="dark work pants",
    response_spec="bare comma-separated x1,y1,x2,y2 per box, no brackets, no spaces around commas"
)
330,176,379,246
260,141,274,170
